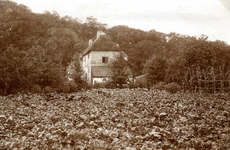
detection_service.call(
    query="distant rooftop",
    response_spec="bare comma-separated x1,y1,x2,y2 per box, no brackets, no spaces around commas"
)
81,31,121,56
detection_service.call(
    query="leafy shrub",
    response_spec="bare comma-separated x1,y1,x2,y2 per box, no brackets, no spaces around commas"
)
44,86,55,93
93,83,106,89
153,82,166,90
56,79,89,93
66,81,78,92
57,84,70,93
104,81,115,89
76,81,89,90
153,82,181,94
164,82,181,94
11,88,20,94
129,83,138,89
104,81,130,89
57,81,80,93
0,88,5,95
70,80,89,92
31,85,42,93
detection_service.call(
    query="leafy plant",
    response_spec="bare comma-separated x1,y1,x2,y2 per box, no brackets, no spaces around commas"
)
0,89,230,149
164,82,181,94
153,82,166,90
153,82,181,94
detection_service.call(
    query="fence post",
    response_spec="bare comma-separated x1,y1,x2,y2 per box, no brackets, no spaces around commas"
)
221,80,224,93
183,81,185,93
213,79,216,94
204,80,206,93
229,80,230,94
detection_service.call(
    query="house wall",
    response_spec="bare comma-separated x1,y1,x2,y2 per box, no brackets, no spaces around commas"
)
90,51,120,65
82,51,121,85
82,53,92,85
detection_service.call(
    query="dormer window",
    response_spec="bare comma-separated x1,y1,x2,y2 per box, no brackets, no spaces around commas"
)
102,57,108,63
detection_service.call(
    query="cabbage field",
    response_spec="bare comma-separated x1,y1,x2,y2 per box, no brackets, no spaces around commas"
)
0,89,230,149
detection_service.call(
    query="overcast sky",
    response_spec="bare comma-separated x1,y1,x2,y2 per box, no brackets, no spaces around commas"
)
13,0,230,44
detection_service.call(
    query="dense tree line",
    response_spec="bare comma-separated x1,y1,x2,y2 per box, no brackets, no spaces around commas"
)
1,0,230,94
144,36,230,90
107,26,230,91
0,1,103,94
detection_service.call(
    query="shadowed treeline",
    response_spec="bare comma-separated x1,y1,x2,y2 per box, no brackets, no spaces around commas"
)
1,0,230,94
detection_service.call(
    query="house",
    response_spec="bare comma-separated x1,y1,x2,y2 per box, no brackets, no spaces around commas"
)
81,31,127,86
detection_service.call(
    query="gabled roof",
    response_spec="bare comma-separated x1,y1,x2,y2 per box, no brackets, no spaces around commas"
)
82,32,121,56
92,66,111,77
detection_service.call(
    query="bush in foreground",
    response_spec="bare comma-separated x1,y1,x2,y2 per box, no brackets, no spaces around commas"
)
153,82,181,93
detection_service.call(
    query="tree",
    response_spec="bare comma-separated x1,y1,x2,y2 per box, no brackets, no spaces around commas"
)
107,25,167,75
80,16,107,40
108,53,131,88
181,39,230,82
67,54,86,91
27,46,67,91
144,55,167,86
44,28,80,66
0,45,27,92
165,58,185,84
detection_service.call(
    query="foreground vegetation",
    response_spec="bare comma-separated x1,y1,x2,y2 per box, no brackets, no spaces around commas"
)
1,89,230,149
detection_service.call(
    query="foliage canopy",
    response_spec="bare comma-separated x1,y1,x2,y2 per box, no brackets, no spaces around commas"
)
1,0,230,93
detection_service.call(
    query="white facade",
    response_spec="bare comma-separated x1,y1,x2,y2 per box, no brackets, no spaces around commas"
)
81,31,126,85
82,51,121,85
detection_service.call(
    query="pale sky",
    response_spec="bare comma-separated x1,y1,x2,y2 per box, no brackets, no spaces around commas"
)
13,0,230,44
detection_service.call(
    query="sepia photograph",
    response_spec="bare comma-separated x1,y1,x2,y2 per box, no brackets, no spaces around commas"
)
0,0,230,149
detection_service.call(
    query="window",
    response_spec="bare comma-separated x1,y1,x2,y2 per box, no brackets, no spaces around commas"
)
102,57,108,63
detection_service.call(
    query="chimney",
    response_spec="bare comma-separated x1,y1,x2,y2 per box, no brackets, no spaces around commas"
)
89,39,93,46
97,30,105,39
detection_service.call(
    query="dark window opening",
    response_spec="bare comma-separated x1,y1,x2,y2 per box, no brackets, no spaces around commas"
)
102,57,108,63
